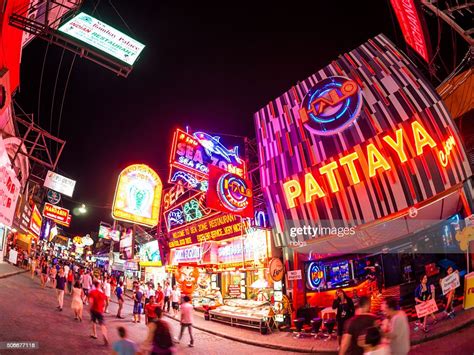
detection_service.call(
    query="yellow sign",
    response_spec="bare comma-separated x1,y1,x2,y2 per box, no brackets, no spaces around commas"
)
112,164,163,227
463,272,474,310
455,226,474,251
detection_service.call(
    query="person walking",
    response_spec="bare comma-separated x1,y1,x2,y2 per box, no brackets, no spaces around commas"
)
133,284,144,323
358,327,390,355
71,281,84,321
81,270,93,304
145,295,159,324
30,257,37,279
63,263,70,282
55,268,67,311
155,284,164,311
103,277,111,314
178,295,194,348
67,270,74,295
171,285,181,316
50,264,57,288
89,280,109,346
145,283,155,312
145,307,173,355
112,327,139,355
116,281,125,319
382,297,410,355
164,282,172,313
40,261,49,288
339,296,377,355
333,289,355,346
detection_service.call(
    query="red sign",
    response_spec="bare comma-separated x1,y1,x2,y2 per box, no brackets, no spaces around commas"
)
43,203,71,227
390,0,431,62
29,204,43,237
207,166,253,218
168,213,250,249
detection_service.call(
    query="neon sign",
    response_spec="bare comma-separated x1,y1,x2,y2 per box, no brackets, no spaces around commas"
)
43,203,71,227
299,76,362,136
169,129,246,181
283,120,458,209
164,193,217,232
112,164,163,227
307,262,324,289
217,173,252,212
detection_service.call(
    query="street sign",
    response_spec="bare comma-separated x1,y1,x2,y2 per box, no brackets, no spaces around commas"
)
46,189,61,205
287,270,302,281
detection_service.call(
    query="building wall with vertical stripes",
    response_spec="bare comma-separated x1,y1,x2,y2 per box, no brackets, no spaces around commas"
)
254,34,472,247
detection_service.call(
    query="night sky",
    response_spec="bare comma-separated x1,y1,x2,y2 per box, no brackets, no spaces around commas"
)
15,1,397,235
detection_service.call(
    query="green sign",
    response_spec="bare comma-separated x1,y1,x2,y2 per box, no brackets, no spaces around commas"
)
58,12,145,66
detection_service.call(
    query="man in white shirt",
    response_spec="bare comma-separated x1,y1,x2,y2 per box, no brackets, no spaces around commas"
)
171,285,181,316
81,271,93,304
63,264,70,280
382,297,410,355
103,277,111,313
178,295,194,347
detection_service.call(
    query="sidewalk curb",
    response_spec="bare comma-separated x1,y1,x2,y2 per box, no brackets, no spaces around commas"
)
411,317,474,346
0,269,28,280
164,314,336,354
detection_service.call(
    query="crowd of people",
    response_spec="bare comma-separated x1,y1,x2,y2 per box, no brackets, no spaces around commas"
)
24,251,193,355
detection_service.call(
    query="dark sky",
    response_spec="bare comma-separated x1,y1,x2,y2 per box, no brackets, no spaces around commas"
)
15,0,397,235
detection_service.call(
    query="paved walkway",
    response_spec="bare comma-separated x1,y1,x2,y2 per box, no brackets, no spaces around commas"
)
0,261,29,279
1,266,472,354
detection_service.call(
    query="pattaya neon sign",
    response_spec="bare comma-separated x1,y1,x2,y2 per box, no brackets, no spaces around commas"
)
217,173,252,212
283,120,457,209
299,76,362,135
307,262,324,289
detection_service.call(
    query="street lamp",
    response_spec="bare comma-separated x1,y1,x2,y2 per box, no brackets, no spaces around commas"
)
78,204,87,214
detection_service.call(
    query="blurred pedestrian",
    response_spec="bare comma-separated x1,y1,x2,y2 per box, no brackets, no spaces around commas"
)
89,280,109,346
112,326,138,355
81,270,93,304
145,295,159,324
333,289,355,345
156,284,164,311
145,283,155,311
164,282,172,313
178,295,194,348
116,281,125,319
171,285,181,316
56,268,67,311
40,261,48,288
30,257,37,279
71,281,84,321
382,297,409,355
357,326,390,355
145,307,173,355
50,264,57,288
133,284,144,323
339,296,377,355
67,269,74,295
103,277,111,313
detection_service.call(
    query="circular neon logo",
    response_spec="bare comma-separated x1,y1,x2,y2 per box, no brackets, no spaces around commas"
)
301,76,362,135
307,262,324,289
217,173,251,212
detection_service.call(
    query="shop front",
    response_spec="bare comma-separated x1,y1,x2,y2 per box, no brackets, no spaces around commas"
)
254,34,473,321
139,239,168,287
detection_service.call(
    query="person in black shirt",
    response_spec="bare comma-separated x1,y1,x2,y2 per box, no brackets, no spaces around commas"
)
56,268,67,311
339,296,377,355
332,289,355,345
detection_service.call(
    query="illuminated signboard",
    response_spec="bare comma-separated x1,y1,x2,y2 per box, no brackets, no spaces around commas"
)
43,170,76,198
112,164,163,227
299,76,362,136
139,240,162,266
170,245,202,263
43,203,71,227
169,129,246,182
389,0,431,62
306,262,324,290
58,12,145,66
119,228,134,260
168,213,250,249
98,223,111,239
164,192,219,232
217,230,268,264
207,165,253,218
254,35,472,247
29,204,43,237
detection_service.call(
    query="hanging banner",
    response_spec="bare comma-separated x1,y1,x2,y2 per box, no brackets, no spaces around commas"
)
29,204,43,237
112,164,163,227
207,165,253,218
44,170,76,197
0,136,21,227
43,203,71,227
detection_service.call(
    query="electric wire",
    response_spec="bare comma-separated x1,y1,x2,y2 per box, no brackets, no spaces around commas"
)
108,0,136,36
49,48,66,152
37,41,51,125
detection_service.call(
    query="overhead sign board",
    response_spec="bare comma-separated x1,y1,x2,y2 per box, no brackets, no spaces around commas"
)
0,136,20,227
43,203,71,227
44,170,76,197
58,12,145,66
112,164,163,227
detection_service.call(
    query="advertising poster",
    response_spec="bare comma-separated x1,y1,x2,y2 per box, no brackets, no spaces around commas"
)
43,170,76,197
139,240,162,266
0,136,21,227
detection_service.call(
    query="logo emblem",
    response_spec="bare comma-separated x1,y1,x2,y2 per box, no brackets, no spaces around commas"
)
307,262,324,289
217,173,251,212
300,76,362,135
46,189,61,205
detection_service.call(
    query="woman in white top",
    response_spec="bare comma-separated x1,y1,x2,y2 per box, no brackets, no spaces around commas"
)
71,281,84,321
103,277,111,313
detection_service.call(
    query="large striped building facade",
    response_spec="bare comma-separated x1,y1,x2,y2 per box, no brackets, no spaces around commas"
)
254,34,473,249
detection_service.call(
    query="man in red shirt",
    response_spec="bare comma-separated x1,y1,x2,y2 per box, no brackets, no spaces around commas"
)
145,295,159,324
89,280,109,346
155,284,165,310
